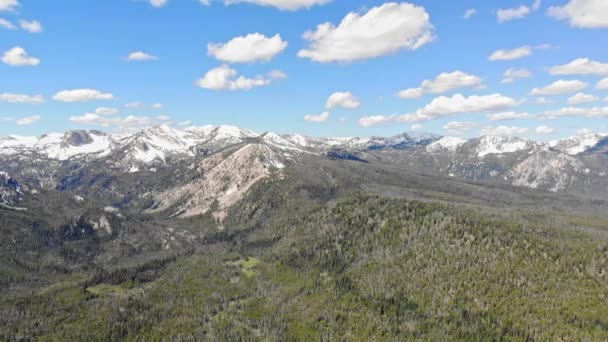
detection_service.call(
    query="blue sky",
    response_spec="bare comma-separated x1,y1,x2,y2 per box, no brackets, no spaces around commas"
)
1,0,607,140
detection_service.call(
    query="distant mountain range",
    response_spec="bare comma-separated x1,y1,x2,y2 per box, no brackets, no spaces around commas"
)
1,125,608,219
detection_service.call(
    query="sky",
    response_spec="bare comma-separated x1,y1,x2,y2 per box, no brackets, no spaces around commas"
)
1,0,608,140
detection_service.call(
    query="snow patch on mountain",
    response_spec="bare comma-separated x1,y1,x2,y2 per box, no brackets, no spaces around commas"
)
427,136,466,152
476,136,536,158
549,133,606,155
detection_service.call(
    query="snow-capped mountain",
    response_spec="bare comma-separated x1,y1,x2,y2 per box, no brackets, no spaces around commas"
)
426,136,466,152
1,124,608,207
550,133,607,155
472,136,540,158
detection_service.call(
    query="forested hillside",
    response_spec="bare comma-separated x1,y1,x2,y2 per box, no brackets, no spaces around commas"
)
2,189,607,340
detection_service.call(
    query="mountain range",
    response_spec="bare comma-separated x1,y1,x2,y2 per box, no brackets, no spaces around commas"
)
3,124,608,340
2,125,608,214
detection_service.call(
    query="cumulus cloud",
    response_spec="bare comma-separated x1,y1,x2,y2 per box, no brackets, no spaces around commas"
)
497,0,542,23
398,71,483,99
544,106,608,119
597,77,608,89
208,33,287,63
304,111,329,123
2,47,40,66
480,125,529,137
149,0,168,8
0,0,19,11
444,121,479,135
152,103,163,109
486,111,533,121
196,64,274,91
549,58,608,76
531,80,587,96
535,97,554,104
125,102,145,109
16,115,41,125
70,113,172,129
0,18,15,29
19,20,42,33
568,93,599,105
548,0,608,28
298,2,434,63
502,68,532,83
489,46,532,61
0,93,44,103
126,51,158,61
326,92,360,109
497,5,531,23
224,0,332,11
536,125,555,134
463,8,477,19
53,89,115,102
358,93,520,127
267,70,287,79
95,107,119,116
411,124,423,130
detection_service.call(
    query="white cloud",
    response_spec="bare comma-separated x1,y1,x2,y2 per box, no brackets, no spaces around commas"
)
544,106,608,119
126,51,158,61
149,0,168,8
398,71,483,99
531,80,587,96
486,111,533,121
536,125,555,134
19,20,42,33
549,58,608,76
95,107,119,116
358,93,520,127
304,111,329,123
497,5,531,23
577,128,594,135
605,96,608,103
568,93,599,105
224,0,332,11
208,33,287,63
489,46,532,61
481,125,529,137
152,103,163,109
411,124,423,130
178,120,193,127
463,8,476,19
196,64,273,91
0,93,44,103
70,113,171,129
597,77,608,89
298,2,434,63
0,18,15,29
535,97,554,104
2,47,40,66
326,92,360,109
548,0,608,28
0,0,19,11
16,115,40,125
125,102,145,109
444,121,479,135
268,70,287,79
53,89,114,102
502,68,532,83
533,0,542,11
